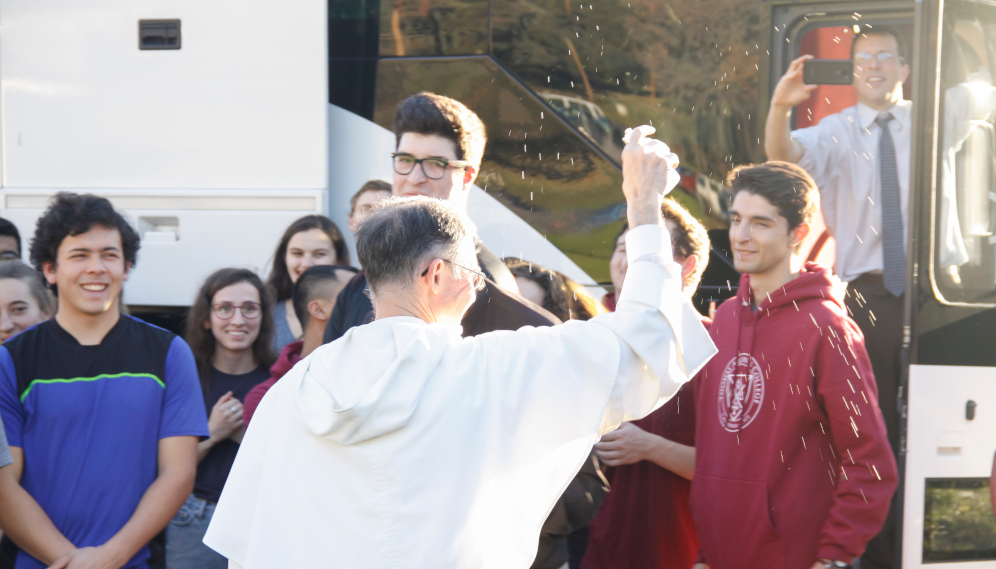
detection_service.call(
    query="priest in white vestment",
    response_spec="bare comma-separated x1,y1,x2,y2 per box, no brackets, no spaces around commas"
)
203,126,717,569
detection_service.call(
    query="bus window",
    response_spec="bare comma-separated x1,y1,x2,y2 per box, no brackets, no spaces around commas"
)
933,3,996,305
379,0,488,57
491,0,765,231
922,478,996,562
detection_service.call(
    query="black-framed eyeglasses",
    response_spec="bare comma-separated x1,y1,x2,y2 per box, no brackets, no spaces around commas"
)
392,153,472,180
212,302,262,320
421,259,487,291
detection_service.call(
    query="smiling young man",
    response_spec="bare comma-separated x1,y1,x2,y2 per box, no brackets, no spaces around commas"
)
689,163,897,569
0,193,208,569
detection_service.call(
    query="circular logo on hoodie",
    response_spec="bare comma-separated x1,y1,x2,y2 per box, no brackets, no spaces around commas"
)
717,353,765,432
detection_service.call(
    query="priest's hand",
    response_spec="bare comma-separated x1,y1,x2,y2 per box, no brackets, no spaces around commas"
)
594,422,654,467
621,125,679,228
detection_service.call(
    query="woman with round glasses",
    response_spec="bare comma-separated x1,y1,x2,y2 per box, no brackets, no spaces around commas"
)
167,268,276,569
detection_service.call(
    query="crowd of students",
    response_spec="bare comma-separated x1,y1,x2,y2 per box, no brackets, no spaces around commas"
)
0,23,911,569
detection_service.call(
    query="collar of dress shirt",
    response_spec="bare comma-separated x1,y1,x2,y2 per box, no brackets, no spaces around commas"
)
857,99,912,131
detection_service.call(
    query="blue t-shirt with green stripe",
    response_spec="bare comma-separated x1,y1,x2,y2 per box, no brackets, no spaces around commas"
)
0,315,208,569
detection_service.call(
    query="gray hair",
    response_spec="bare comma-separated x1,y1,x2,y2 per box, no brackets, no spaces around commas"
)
356,197,478,292
0,260,55,315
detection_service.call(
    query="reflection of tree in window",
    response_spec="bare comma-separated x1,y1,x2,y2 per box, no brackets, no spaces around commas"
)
492,0,764,226
380,0,489,57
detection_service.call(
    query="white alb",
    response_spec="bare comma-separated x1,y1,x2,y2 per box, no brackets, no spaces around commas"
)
203,224,716,569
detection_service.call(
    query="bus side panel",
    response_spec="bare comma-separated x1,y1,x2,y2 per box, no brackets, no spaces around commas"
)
0,0,327,189
0,188,325,307
903,364,996,569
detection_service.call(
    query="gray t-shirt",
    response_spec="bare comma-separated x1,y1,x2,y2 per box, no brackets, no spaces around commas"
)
0,412,12,469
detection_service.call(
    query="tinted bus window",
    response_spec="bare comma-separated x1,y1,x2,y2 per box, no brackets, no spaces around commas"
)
932,2,996,305
491,0,765,231
379,0,489,57
923,478,996,562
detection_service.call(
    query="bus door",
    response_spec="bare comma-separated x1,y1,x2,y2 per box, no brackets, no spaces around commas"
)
905,0,996,567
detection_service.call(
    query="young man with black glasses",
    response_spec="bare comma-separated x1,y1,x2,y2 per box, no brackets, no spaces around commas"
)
324,91,559,343
0,193,207,569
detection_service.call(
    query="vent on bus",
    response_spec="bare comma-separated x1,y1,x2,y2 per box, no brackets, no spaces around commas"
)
139,20,181,50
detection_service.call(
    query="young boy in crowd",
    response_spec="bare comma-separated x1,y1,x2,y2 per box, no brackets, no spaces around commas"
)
582,199,710,569
691,163,897,569
243,265,357,426
347,181,392,234
0,193,208,569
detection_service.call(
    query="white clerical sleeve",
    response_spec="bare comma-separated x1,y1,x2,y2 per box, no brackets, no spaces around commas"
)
475,223,716,451
595,223,716,430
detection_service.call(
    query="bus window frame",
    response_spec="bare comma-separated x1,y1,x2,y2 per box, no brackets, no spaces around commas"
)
922,0,996,309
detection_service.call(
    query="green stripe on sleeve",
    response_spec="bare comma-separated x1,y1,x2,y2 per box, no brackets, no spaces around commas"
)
20,372,165,402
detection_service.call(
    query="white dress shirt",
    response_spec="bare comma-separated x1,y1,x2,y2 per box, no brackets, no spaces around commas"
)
204,225,716,569
792,100,912,282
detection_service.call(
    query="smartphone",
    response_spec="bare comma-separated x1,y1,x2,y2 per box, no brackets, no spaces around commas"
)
803,59,854,85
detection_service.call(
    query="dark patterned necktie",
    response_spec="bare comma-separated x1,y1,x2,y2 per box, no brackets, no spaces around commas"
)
876,113,906,296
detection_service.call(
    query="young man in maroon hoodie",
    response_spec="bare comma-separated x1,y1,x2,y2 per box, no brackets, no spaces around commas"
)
243,265,356,425
691,162,897,569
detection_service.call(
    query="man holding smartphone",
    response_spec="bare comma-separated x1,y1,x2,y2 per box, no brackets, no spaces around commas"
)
764,25,909,569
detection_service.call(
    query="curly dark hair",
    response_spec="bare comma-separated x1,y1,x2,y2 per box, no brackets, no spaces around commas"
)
266,215,350,302
186,268,276,391
503,258,603,322
29,193,141,278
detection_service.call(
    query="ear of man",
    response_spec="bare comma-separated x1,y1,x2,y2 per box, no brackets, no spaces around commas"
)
307,298,334,324
678,255,697,283
790,222,811,252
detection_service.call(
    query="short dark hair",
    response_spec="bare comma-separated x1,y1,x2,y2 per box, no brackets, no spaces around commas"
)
292,265,358,327
851,25,907,64
29,193,140,274
186,268,276,389
356,197,477,292
0,218,21,257
728,162,820,232
661,199,711,290
393,92,488,171
266,215,350,302
350,181,392,216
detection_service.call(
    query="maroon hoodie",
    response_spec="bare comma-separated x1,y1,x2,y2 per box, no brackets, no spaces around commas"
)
243,340,302,427
691,264,897,569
